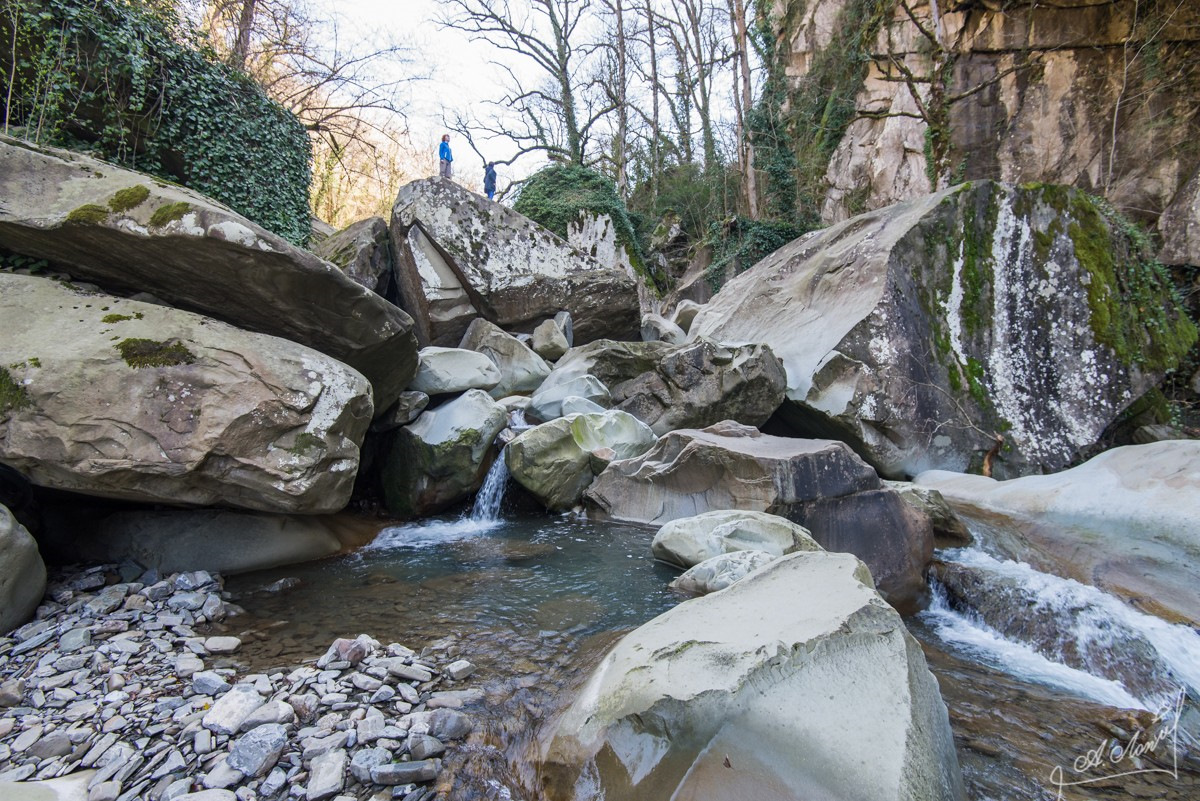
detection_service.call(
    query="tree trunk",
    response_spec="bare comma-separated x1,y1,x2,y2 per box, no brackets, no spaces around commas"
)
729,0,758,218
230,0,257,72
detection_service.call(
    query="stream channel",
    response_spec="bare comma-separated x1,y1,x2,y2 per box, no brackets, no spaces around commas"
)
214,460,1200,801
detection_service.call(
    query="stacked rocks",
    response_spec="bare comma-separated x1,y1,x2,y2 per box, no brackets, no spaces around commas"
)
0,566,478,801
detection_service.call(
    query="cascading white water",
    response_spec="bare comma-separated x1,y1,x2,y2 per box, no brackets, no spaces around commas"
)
470,450,510,523
922,542,1200,711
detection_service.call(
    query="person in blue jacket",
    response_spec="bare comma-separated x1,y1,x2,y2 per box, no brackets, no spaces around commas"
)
484,162,497,200
439,134,453,180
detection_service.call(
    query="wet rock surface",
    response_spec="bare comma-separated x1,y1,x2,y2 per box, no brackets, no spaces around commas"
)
0,565,479,801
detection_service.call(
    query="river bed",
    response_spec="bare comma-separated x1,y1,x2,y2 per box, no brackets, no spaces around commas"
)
211,506,1200,800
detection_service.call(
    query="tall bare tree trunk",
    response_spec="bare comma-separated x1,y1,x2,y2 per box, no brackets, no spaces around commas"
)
729,0,758,218
230,0,257,72
645,0,660,204
614,0,629,196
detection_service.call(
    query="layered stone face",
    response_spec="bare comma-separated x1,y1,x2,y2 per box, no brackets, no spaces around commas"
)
690,181,1194,479
0,274,372,514
390,178,640,347
540,551,964,801
787,1,1200,263
0,135,418,409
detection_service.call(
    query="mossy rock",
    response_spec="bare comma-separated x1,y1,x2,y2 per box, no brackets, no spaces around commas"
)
66,204,110,225
149,201,192,228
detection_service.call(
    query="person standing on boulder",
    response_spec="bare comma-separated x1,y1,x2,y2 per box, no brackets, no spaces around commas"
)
484,162,497,200
439,134,453,181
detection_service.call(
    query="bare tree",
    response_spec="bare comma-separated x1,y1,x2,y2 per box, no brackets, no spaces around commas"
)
441,0,613,166
661,0,730,170
727,0,757,217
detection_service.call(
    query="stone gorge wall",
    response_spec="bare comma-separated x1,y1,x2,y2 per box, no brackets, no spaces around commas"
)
776,0,1200,263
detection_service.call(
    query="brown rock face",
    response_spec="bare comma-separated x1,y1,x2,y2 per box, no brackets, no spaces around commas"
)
389,178,640,347
584,421,933,608
0,135,418,410
778,1,1200,258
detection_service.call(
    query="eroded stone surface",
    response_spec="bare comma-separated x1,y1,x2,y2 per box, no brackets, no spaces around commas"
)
0,275,372,513
0,135,417,407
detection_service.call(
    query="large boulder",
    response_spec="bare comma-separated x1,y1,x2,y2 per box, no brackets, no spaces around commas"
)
505,411,657,510
380,389,507,518
389,178,639,346
916,441,1200,626
535,339,785,435
0,135,417,409
77,510,350,575
651,510,820,569
540,551,964,801
585,422,933,608
528,375,612,422
690,181,1195,479
1,504,45,634
409,347,501,396
458,319,552,398
311,216,395,298
0,274,372,513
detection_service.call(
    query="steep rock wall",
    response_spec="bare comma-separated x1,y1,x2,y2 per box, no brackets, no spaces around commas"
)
774,0,1200,263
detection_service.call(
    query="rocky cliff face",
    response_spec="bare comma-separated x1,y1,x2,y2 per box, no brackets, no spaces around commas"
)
774,0,1200,263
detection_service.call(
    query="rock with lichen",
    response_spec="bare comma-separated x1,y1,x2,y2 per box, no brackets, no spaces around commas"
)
389,178,639,347
690,181,1196,479
0,134,417,410
0,274,372,513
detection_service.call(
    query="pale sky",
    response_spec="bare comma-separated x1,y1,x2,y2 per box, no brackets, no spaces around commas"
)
317,0,549,179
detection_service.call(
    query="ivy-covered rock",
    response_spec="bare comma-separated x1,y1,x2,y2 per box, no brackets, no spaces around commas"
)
515,164,661,291
389,178,640,347
0,0,312,244
690,181,1196,479
0,274,372,514
0,135,418,411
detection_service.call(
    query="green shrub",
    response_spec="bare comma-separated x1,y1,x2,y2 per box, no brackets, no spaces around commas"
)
514,164,666,292
1,0,311,244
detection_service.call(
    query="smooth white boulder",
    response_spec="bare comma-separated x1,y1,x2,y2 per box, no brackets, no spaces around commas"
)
651,510,821,569
541,551,964,800
409,346,501,395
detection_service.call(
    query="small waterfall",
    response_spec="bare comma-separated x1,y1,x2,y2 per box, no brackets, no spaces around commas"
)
923,544,1200,711
470,450,510,523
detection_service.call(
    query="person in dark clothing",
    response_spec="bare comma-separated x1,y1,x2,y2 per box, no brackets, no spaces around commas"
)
484,162,497,200
439,134,453,180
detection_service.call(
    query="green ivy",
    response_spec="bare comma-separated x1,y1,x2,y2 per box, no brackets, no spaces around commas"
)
705,218,803,289
1,0,311,244
514,164,666,293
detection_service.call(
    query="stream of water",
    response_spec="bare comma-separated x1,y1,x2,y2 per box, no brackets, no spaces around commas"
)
212,480,1199,800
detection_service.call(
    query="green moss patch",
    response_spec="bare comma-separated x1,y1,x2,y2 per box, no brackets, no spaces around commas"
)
149,202,192,228
108,185,151,213
115,338,196,368
101,312,143,323
1068,193,1197,372
0,367,33,416
286,432,326,456
66,204,110,225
